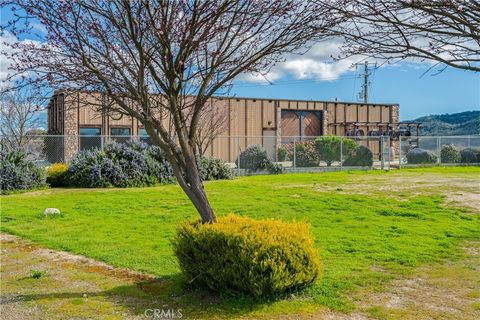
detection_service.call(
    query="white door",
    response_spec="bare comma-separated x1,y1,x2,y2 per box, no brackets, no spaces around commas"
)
263,129,276,161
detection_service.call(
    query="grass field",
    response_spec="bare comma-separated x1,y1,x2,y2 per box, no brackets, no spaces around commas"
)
1,167,479,319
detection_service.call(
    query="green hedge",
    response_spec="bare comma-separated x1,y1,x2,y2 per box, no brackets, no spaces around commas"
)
46,163,69,187
173,214,321,298
197,155,233,181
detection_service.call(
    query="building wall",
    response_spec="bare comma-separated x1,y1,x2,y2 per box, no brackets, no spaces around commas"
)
48,90,399,162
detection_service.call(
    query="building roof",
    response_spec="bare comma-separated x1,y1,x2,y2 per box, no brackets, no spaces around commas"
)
51,88,399,107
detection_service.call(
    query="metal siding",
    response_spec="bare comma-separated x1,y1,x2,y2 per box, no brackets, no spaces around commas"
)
335,104,344,122
346,105,357,122
247,100,262,137
382,106,390,122
358,105,368,122
262,100,275,128
279,100,289,110
369,106,381,122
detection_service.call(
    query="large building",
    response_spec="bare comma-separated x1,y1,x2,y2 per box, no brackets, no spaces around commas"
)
48,90,400,162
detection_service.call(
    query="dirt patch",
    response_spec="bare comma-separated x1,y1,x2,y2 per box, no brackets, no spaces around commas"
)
445,192,480,214
356,241,480,320
0,233,167,320
1,233,155,282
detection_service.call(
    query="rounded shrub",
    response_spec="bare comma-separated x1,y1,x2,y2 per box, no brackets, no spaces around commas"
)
293,141,319,167
406,148,438,164
343,145,373,167
68,140,174,187
265,161,284,174
277,146,288,162
236,144,270,171
440,145,460,163
46,163,69,187
460,148,480,164
315,136,357,166
0,148,47,193
173,214,321,298
197,155,233,181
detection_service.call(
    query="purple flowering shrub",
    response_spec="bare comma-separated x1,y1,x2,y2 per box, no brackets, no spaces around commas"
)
1,148,47,193
68,141,174,188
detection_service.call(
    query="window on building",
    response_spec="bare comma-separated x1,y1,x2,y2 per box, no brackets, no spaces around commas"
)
139,128,153,145
110,127,131,144
79,127,101,151
138,128,152,144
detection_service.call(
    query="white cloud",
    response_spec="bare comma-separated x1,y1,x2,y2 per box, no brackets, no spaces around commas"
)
0,32,19,87
238,36,456,84
282,58,355,81
239,40,362,84
0,32,42,90
236,70,284,84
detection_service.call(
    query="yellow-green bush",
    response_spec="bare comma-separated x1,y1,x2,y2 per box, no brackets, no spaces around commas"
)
173,214,321,298
46,163,69,187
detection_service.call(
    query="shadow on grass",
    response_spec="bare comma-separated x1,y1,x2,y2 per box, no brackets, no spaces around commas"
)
2,273,308,319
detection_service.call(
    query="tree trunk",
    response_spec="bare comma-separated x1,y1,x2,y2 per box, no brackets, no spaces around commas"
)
185,177,216,224
169,147,217,224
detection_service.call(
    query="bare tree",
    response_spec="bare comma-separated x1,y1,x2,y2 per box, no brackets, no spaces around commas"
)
194,100,229,156
0,89,45,149
2,1,335,222
321,0,480,72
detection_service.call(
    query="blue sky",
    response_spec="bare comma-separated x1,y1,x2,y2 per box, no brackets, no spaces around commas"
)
230,64,479,121
1,6,478,122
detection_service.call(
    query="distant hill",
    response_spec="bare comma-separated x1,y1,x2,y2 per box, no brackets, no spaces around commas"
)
407,110,480,136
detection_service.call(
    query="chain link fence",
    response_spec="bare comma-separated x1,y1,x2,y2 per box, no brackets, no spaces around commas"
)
2,134,479,175
398,135,480,167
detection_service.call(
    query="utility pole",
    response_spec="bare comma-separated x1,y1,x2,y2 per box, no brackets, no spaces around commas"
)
363,61,369,103
356,61,376,104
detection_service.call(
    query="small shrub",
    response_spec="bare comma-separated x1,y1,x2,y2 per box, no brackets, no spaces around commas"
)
68,140,174,188
440,145,461,163
406,148,438,164
173,214,321,298
46,163,69,187
460,148,480,164
343,145,373,167
30,269,46,279
315,136,357,166
293,141,319,167
265,161,284,174
197,155,233,181
0,148,47,193
277,146,288,162
236,145,270,172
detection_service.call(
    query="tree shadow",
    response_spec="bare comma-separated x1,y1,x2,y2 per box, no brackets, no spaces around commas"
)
2,273,285,318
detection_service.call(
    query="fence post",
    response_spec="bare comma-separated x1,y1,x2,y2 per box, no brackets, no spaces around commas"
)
399,136,402,169
387,136,391,170
237,135,241,172
380,135,385,170
293,137,296,171
437,136,441,164
340,138,343,170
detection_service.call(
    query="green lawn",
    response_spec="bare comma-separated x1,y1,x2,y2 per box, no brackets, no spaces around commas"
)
1,167,479,318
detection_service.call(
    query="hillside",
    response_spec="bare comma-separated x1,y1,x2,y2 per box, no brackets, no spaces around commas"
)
408,110,480,135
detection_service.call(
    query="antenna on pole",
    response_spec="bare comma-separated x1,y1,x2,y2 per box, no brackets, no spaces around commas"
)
355,61,377,103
